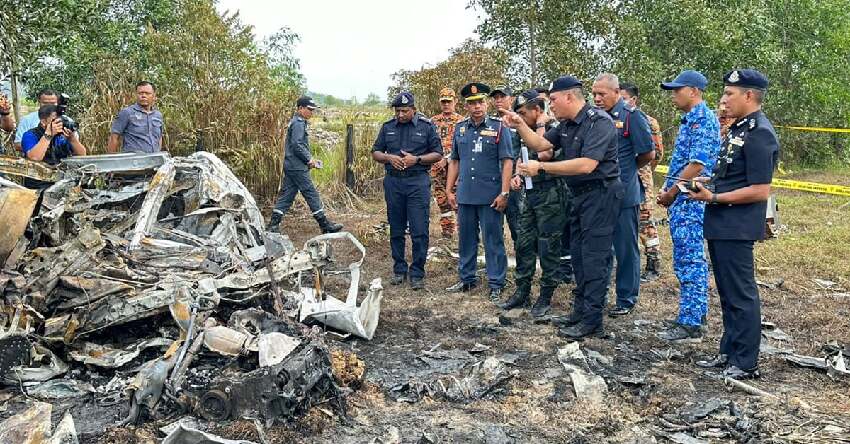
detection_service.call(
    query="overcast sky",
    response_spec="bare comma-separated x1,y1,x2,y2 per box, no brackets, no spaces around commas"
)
215,0,482,100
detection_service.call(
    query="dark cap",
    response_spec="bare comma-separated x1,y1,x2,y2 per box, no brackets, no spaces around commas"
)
296,96,319,109
391,91,415,107
723,69,769,90
548,76,583,93
660,70,708,91
513,89,541,111
460,82,491,102
490,85,512,97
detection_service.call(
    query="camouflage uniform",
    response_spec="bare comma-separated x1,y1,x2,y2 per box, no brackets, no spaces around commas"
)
638,113,664,277
430,109,464,237
665,101,720,326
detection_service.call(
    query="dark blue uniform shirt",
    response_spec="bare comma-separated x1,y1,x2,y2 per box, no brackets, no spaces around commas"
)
451,116,513,205
373,113,443,173
284,115,312,171
704,110,779,240
543,103,619,187
609,99,654,207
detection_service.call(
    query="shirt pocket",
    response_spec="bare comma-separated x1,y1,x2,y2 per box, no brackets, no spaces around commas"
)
151,117,164,138
561,133,579,159
410,132,427,151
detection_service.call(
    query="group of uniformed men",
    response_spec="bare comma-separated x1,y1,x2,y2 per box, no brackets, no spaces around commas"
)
369,68,779,380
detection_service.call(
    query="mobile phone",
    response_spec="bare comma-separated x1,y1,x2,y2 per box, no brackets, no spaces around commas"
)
314,160,323,169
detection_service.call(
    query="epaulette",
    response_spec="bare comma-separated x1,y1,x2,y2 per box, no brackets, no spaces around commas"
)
416,113,433,124
383,117,396,125
747,117,758,130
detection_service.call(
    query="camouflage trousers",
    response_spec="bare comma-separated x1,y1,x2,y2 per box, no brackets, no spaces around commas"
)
638,165,661,258
430,164,455,237
669,197,709,326
514,182,567,289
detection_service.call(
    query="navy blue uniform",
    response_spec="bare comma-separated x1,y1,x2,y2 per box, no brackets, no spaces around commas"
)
273,115,324,217
705,110,779,371
452,116,513,289
544,103,621,326
373,113,443,280
608,99,654,310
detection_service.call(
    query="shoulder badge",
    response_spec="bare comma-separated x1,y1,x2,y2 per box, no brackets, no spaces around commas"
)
748,118,757,130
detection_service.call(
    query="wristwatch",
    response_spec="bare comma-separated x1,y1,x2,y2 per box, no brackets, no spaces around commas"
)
500,191,509,198
534,123,547,130
539,163,546,173
711,193,718,204
416,156,421,165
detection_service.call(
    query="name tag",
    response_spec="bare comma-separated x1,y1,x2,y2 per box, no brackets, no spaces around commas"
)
480,130,497,137
615,121,624,129
730,137,744,146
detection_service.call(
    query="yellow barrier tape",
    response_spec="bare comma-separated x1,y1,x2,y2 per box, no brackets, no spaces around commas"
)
776,126,850,134
652,164,850,197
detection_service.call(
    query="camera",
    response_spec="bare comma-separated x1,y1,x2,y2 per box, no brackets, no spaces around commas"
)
56,93,79,132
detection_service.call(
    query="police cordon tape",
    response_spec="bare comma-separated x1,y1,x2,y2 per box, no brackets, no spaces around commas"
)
653,164,850,197
776,125,850,134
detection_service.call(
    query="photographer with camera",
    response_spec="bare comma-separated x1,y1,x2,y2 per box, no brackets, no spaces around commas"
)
20,104,87,189
108,81,164,153
14,89,59,151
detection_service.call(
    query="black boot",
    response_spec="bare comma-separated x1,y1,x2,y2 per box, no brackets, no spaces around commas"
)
640,255,661,282
315,212,343,233
560,257,574,284
531,286,555,318
499,285,530,310
266,212,283,233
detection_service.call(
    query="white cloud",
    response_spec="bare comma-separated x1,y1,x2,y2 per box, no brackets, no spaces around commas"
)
216,0,482,100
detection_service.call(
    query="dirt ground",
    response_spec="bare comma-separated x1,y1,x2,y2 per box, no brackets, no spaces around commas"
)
232,185,848,443
7,184,848,443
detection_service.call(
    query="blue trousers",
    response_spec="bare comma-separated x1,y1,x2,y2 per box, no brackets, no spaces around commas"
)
384,173,431,279
569,181,622,326
273,169,324,215
611,205,641,309
669,198,709,326
708,240,761,370
458,203,507,289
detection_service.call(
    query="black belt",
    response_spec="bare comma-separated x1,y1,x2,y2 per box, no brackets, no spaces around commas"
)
386,169,427,177
569,178,616,196
527,179,558,192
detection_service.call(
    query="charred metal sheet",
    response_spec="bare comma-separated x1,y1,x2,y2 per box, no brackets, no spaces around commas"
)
129,159,176,250
69,337,172,368
59,152,169,174
0,155,60,181
24,227,106,298
0,188,38,264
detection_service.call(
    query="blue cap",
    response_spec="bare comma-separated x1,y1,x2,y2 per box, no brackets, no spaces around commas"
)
548,76,583,93
723,69,768,90
296,96,319,109
660,70,708,91
513,89,542,111
391,92,414,107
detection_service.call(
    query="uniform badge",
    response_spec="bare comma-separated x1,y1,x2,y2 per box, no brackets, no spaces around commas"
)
730,137,744,146
459,126,466,136
480,130,497,137
517,96,526,106
401,95,409,104
471,85,478,94
615,121,624,129
729,70,740,83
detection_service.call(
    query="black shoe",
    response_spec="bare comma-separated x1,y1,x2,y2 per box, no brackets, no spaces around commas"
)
551,312,582,328
315,213,343,234
266,212,283,233
390,274,406,286
530,286,554,318
499,287,530,310
489,287,503,302
658,324,703,343
696,354,729,369
410,278,425,291
640,256,661,282
446,280,477,293
723,365,760,380
557,321,604,340
608,305,632,318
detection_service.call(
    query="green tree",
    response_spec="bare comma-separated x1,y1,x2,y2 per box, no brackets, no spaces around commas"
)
388,39,509,117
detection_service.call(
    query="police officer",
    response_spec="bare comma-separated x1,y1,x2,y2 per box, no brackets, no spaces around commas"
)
506,76,621,339
620,82,665,282
688,69,778,380
431,87,465,238
657,70,721,343
372,92,444,290
445,83,514,301
499,90,564,318
268,96,343,234
591,74,655,317
490,86,521,249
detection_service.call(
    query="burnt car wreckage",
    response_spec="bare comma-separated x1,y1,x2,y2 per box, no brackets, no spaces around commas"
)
0,152,382,439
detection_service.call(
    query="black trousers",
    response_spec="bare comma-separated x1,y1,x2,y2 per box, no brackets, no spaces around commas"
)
707,239,761,370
